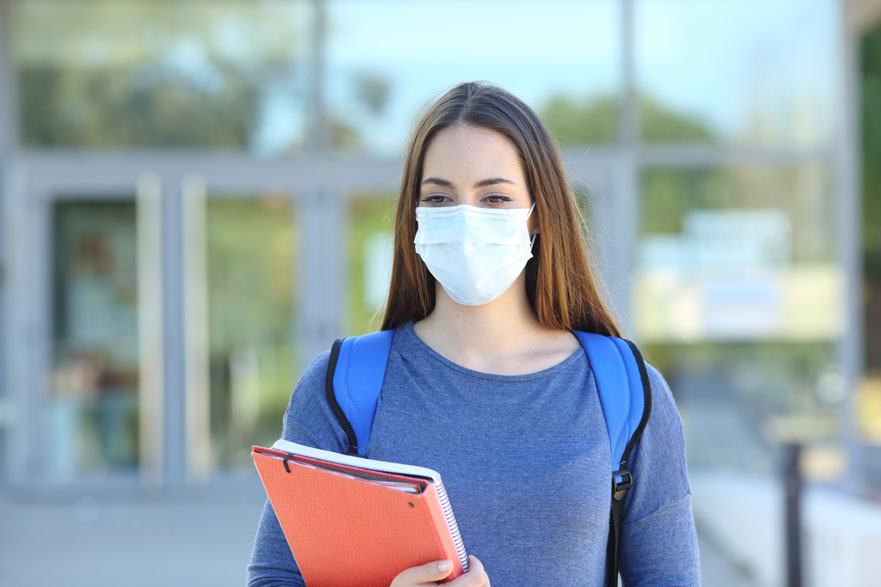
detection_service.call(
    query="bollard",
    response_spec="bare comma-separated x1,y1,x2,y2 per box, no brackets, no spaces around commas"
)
783,443,802,587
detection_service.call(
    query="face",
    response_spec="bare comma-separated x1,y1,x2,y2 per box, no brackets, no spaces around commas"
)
419,124,537,234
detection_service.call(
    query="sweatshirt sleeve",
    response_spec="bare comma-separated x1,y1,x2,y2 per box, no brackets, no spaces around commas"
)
246,350,350,587
618,363,701,586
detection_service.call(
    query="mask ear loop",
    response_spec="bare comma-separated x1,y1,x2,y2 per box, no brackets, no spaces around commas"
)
526,202,538,251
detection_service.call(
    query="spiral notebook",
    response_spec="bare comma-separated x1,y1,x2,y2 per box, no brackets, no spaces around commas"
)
252,439,469,587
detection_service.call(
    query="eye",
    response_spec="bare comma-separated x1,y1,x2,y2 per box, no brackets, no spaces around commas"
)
420,193,453,205
483,194,513,205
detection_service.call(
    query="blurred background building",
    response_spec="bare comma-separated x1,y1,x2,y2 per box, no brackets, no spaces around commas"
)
1,0,880,585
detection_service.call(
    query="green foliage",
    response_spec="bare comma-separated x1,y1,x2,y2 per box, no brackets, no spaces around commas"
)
539,92,716,145
14,1,305,149
640,165,833,264
540,94,619,144
205,198,294,354
862,25,881,281
347,196,397,335
639,93,716,142
20,66,260,147
862,23,881,371
205,199,297,466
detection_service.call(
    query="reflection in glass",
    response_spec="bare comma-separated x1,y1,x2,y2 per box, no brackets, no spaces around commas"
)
648,341,841,479
636,164,845,481
13,0,310,153
50,201,139,476
636,0,839,146
347,195,396,335
638,164,839,342
325,0,620,153
204,197,297,470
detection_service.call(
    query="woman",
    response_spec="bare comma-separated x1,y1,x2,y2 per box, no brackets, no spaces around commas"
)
248,82,700,586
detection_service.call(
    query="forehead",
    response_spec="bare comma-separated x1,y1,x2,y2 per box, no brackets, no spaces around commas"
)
421,125,525,182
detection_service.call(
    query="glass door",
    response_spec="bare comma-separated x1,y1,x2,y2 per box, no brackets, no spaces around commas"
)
182,180,299,476
8,166,166,485
48,200,140,476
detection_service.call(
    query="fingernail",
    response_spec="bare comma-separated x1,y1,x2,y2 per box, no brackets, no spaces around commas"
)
438,561,452,572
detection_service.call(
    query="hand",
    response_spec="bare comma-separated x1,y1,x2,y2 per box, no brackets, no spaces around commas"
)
390,555,490,587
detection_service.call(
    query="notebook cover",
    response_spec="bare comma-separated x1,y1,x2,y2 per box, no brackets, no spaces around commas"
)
253,447,465,587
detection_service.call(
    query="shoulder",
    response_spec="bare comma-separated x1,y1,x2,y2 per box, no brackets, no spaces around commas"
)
281,349,348,453
624,358,692,516
284,350,331,418
619,361,700,582
638,361,688,463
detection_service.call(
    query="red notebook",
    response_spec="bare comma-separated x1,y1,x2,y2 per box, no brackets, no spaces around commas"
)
252,439,469,587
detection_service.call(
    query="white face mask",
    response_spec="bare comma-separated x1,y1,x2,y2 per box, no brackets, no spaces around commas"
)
414,203,536,306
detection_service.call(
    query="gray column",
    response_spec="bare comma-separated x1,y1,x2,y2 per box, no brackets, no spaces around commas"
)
160,175,188,489
297,188,345,372
0,0,17,482
0,0,16,159
838,0,865,492
614,0,639,337
136,174,166,491
308,0,331,152
2,168,30,484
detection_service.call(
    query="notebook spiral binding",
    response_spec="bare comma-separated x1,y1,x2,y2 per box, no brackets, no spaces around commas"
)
435,479,469,572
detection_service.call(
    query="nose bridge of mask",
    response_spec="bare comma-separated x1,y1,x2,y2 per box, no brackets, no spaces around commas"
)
467,206,531,244
415,204,532,244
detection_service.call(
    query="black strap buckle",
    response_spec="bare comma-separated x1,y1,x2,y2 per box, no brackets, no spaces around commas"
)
612,469,633,501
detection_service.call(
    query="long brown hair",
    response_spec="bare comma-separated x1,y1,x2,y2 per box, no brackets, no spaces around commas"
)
381,81,621,337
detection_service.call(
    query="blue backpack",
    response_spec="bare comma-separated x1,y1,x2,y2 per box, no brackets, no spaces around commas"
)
324,329,651,587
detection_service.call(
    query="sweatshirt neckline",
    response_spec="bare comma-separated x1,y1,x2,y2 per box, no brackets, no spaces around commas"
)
397,320,584,382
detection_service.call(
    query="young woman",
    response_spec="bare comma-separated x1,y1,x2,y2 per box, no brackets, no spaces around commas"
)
248,82,700,586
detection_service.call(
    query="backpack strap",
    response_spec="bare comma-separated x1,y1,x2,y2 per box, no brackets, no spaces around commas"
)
324,330,395,457
573,332,652,587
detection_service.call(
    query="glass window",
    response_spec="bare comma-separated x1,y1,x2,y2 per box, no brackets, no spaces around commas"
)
636,164,846,481
636,0,840,146
637,164,839,342
648,340,841,479
49,201,139,477
12,0,310,154
203,196,297,470
347,194,397,335
325,0,620,154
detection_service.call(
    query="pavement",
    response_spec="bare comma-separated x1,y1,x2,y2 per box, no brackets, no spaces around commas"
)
0,484,754,587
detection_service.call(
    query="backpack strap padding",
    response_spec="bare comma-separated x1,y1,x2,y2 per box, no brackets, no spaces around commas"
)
331,330,395,457
573,332,651,587
573,332,647,471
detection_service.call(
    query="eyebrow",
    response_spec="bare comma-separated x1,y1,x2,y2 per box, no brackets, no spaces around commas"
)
421,177,516,189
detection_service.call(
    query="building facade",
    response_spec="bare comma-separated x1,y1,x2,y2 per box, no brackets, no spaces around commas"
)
0,0,872,502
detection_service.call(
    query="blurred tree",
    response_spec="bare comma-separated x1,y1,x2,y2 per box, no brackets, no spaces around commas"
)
14,1,306,148
862,23,881,371
352,72,391,117
329,116,362,151
347,196,396,335
641,165,832,265
539,92,715,145
540,94,619,144
21,66,261,147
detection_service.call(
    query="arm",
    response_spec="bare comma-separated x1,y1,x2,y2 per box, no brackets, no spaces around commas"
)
247,351,349,587
618,364,701,586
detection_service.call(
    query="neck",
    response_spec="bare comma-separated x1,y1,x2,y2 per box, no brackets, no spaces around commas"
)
416,274,542,355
